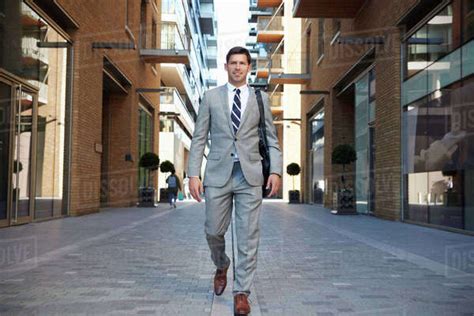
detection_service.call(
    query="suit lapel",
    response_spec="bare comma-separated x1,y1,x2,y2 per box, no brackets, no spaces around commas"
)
220,85,234,135
237,87,257,135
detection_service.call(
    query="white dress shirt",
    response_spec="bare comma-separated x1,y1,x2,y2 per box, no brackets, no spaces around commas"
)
227,82,249,120
227,82,250,161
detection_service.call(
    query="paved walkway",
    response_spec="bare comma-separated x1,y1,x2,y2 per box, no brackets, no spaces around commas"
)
0,201,473,315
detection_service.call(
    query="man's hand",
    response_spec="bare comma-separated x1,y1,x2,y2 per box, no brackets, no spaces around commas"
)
266,174,281,197
189,177,204,202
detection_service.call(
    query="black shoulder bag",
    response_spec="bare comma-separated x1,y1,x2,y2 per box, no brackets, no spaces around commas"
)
255,89,271,197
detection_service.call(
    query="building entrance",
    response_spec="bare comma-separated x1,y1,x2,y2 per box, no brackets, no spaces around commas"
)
0,75,37,227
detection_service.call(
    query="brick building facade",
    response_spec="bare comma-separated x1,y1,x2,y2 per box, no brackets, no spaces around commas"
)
1,0,163,226
296,0,474,233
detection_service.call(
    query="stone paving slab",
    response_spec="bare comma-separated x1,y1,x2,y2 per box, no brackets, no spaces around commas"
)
254,203,474,315
0,201,473,315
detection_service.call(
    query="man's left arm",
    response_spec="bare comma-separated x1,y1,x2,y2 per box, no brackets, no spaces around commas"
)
262,92,283,176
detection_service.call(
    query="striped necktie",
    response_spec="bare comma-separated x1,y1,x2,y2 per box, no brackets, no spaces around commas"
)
231,88,241,134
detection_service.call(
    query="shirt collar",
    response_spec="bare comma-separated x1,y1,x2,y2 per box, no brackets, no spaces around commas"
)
227,82,248,93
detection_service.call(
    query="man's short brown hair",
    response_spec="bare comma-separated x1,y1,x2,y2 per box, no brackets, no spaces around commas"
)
226,46,251,65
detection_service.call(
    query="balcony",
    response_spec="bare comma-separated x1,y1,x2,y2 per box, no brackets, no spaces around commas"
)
160,87,194,136
268,50,311,85
256,54,283,79
257,0,283,8
207,45,217,68
248,7,273,23
256,16,284,43
293,0,366,18
199,3,216,36
161,63,198,114
270,91,282,107
140,22,190,65
205,35,217,48
22,37,49,66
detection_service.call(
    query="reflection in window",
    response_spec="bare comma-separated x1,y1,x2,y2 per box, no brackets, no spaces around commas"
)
403,78,474,231
310,111,324,204
464,0,474,42
138,106,153,187
406,5,453,77
19,3,69,219
160,118,174,132
162,0,175,14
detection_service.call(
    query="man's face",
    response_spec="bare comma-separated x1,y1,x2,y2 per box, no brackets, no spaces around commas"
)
225,54,251,86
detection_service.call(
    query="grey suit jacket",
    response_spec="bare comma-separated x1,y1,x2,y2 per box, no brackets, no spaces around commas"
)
187,84,282,187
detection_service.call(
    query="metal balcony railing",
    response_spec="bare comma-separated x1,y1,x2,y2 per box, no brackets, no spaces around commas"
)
22,37,49,65
257,15,283,32
160,87,194,134
140,22,190,64
270,91,282,107
159,22,190,51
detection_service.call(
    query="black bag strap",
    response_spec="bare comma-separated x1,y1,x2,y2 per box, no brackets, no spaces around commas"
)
255,89,268,147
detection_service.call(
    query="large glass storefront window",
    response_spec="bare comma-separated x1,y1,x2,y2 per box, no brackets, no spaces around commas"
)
0,1,69,222
403,1,474,232
406,5,453,78
23,5,68,219
138,106,153,187
403,78,474,231
310,111,324,204
355,68,376,214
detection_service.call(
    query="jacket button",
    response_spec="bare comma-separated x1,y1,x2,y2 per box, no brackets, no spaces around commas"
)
230,153,234,157
234,138,237,141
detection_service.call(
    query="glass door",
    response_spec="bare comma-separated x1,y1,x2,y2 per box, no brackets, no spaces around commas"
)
0,81,11,227
0,75,37,226
12,86,35,224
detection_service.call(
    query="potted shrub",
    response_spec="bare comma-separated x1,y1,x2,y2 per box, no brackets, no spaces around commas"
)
159,160,175,203
138,152,160,207
286,162,301,204
331,144,357,214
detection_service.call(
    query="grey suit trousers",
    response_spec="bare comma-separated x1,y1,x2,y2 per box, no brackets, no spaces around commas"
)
204,162,262,295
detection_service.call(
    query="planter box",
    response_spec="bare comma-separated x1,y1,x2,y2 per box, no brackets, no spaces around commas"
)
288,190,300,204
331,189,357,215
138,187,156,207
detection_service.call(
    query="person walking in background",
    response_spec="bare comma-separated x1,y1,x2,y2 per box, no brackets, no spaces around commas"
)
166,170,181,208
187,46,282,315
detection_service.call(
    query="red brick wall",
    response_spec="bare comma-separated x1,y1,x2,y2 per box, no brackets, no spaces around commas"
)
300,0,417,219
58,0,161,215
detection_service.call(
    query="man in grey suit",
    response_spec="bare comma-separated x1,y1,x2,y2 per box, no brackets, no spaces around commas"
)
187,47,282,315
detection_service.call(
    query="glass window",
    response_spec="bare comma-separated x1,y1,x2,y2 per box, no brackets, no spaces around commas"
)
140,0,147,49
152,20,157,49
318,19,325,60
403,78,474,231
463,0,474,42
406,5,454,78
332,19,341,38
8,3,70,219
138,106,153,187
162,0,175,14
310,111,324,204
160,118,174,132
369,69,376,123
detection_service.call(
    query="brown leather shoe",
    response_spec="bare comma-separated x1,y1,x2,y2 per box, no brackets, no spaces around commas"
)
213,267,228,296
234,293,250,315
